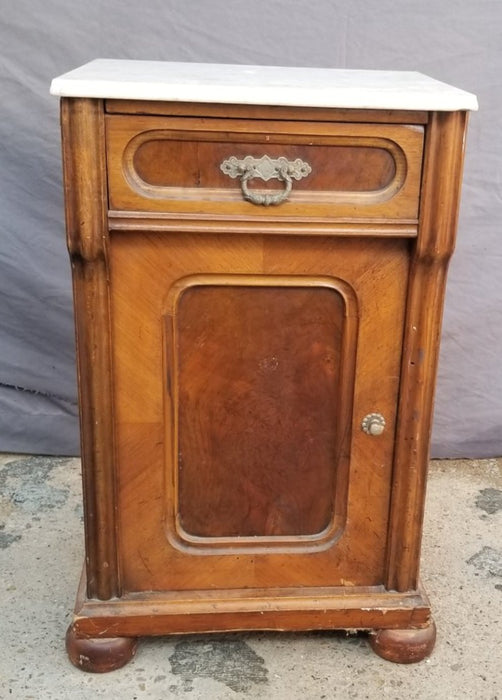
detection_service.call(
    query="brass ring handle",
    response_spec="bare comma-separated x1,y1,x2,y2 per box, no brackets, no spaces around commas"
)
241,167,292,206
220,155,312,207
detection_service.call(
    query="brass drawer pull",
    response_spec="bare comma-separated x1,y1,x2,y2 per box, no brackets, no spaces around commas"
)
220,155,312,206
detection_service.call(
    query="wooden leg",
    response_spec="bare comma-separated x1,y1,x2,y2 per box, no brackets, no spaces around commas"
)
368,619,436,663
66,625,138,672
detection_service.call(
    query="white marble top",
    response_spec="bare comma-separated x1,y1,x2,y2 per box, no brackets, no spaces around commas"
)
50,59,478,111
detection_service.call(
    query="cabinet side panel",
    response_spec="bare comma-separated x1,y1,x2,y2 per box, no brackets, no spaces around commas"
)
386,111,469,592
61,97,119,600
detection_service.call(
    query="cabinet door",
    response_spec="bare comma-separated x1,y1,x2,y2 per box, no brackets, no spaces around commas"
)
110,232,409,592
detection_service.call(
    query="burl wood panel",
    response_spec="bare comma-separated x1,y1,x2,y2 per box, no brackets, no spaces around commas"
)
173,283,345,540
133,139,396,191
106,115,423,220
109,232,409,592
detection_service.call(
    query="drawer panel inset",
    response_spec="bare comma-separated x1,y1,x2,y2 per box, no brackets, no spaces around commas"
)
107,115,424,221
133,139,395,193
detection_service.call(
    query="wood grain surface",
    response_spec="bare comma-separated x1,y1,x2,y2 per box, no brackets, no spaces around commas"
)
61,97,120,600
172,281,347,540
106,115,423,220
105,99,429,125
385,110,468,591
60,93,469,663
109,233,408,591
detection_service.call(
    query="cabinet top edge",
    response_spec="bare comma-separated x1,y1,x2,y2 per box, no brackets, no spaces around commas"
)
50,59,478,112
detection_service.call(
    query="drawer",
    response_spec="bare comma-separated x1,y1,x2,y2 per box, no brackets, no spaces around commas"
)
106,114,424,221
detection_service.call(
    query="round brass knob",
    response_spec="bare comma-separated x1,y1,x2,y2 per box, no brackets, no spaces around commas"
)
361,413,386,436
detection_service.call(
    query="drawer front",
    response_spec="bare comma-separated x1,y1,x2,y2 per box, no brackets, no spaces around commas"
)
106,114,423,221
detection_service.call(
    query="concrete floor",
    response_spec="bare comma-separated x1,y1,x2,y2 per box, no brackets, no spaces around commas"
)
0,454,501,699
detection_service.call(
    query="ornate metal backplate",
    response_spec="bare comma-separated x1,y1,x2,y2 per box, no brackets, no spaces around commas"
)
220,155,312,205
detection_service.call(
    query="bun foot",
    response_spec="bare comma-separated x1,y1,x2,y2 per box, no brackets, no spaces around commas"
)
369,620,436,663
66,624,138,672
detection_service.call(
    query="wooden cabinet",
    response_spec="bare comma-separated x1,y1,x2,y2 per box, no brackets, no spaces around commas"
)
51,61,477,670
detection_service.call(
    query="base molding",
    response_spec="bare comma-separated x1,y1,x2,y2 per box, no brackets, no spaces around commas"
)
67,570,435,670
72,568,431,634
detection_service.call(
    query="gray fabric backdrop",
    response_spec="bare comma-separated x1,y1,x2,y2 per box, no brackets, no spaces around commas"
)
0,0,500,457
